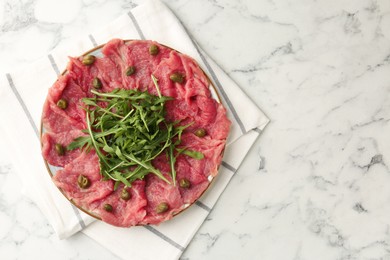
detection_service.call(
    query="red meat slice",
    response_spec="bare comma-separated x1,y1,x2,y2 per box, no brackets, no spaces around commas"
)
164,98,197,124
42,99,84,133
151,152,209,205
140,174,183,225
41,129,86,167
166,96,230,140
95,181,147,227
47,73,71,101
103,39,171,91
206,103,231,140
68,56,123,94
150,51,183,98
179,133,226,177
194,95,217,126
175,156,210,204
124,41,171,92
165,96,218,134
181,53,209,88
101,39,132,89
181,77,211,102
91,57,124,92
47,74,86,124
151,51,210,99
67,57,93,93
53,151,114,210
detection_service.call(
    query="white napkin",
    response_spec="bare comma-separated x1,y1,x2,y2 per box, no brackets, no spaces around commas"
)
0,0,269,259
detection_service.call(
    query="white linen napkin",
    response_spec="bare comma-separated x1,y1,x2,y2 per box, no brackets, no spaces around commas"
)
0,0,269,259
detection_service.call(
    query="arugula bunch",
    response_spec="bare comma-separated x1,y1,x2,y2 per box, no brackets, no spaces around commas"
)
68,76,203,189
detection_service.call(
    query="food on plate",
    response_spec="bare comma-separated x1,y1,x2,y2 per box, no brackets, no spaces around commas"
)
41,39,230,227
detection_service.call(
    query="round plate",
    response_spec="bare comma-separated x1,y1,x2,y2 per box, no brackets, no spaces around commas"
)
41,39,224,223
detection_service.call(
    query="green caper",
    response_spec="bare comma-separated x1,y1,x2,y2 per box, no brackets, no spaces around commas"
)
77,175,90,189
120,189,131,201
179,178,191,189
125,66,136,76
92,77,102,89
149,44,159,56
194,128,207,137
169,72,185,84
82,55,95,65
103,204,113,212
55,143,65,156
57,99,68,109
156,202,169,214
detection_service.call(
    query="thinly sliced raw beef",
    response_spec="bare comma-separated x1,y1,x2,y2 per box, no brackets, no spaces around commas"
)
165,98,229,140
150,51,185,98
181,77,211,102
95,181,147,227
67,57,93,93
151,51,210,99
103,39,170,91
41,130,86,167
90,57,124,92
179,133,226,177
101,39,133,89
152,151,210,204
181,52,209,87
123,41,171,92
42,100,84,133
205,103,231,140
48,74,86,124
175,156,210,204
53,152,114,209
141,174,184,225
68,56,122,94
47,73,71,101
164,98,198,126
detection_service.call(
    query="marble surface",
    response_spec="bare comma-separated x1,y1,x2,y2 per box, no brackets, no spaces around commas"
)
1,0,390,259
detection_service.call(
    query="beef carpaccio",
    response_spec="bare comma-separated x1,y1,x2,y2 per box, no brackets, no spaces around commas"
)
41,39,231,227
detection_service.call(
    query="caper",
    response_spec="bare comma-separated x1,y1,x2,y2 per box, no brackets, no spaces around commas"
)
92,77,102,89
55,143,65,156
169,72,185,84
103,204,113,212
156,202,169,214
57,99,68,109
194,128,207,137
77,175,90,189
120,189,131,201
125,66,136,76
149,44,159,56
179,178,191,189
82,55,95,65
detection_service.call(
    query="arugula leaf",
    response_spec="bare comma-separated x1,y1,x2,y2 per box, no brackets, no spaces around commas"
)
176,148,205,160
169,144,176,186
67,136,91,151
182,149,205,160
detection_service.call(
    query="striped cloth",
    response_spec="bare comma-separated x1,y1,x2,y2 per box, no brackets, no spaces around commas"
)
0,0,269,259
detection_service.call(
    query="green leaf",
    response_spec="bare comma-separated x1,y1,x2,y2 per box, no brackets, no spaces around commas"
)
182,149,205,160
113,181,121,191
169,144,176,186
67,136,91,151
151,74,162,98
114,171,132,187
103,144,114,153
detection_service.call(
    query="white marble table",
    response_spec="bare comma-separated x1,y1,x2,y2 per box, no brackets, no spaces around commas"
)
1,0,390,259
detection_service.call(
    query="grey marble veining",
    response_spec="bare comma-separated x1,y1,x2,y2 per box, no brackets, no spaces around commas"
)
1,0,390,259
